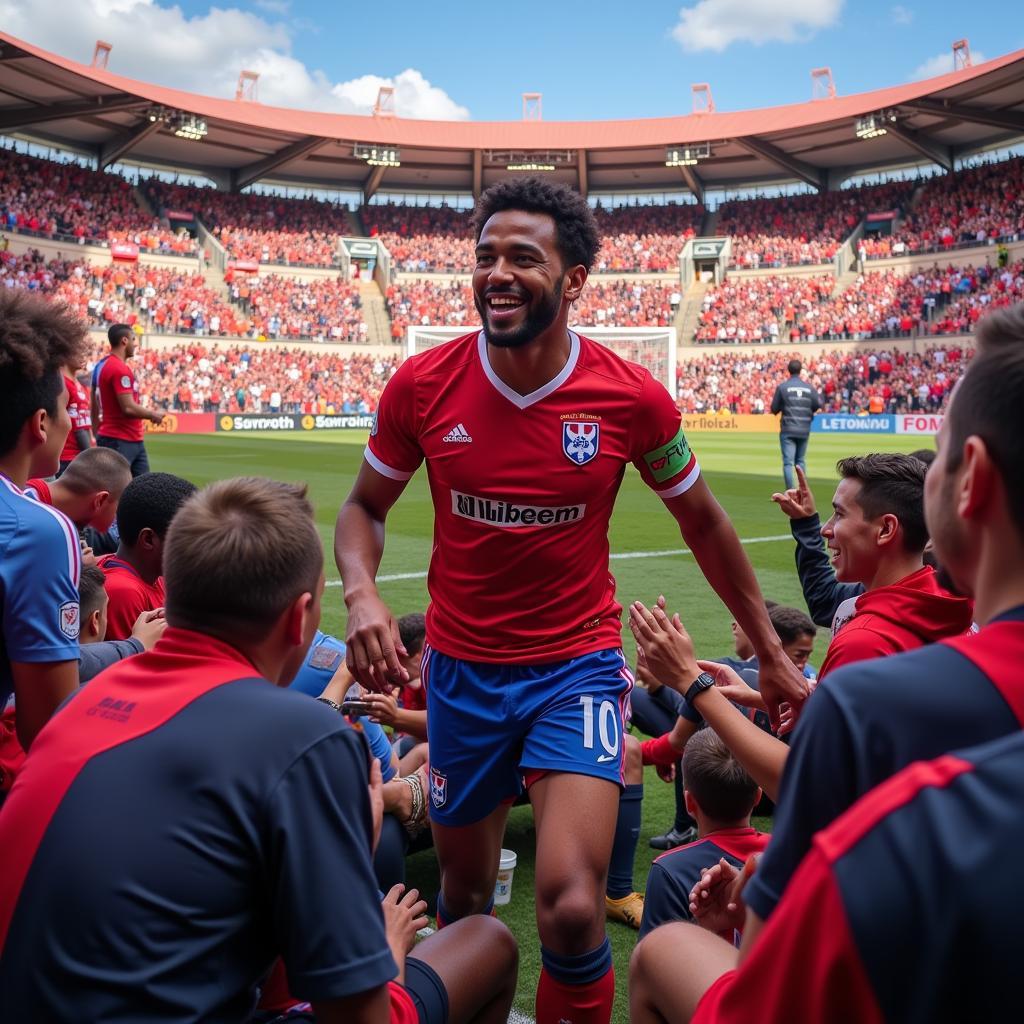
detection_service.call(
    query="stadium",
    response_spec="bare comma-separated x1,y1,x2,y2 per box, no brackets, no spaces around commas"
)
1,15,1023,1023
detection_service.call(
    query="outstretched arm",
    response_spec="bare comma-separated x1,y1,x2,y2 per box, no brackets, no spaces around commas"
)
335,461,411,691
664,477,808,726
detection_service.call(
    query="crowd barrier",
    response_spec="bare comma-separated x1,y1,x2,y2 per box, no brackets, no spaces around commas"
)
681,414,778,433
811,413,943,435
216,412,375,432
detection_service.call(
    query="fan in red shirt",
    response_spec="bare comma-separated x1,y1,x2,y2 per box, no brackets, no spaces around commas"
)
58,363,93,475
97,472,196,640
92,324,164,477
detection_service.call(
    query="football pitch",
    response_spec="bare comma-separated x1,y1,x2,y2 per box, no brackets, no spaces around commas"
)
147,428,929,1022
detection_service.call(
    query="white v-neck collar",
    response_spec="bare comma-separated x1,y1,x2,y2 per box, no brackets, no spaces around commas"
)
477,330,580,410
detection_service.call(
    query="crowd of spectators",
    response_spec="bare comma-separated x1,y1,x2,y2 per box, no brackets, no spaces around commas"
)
863,156,1024,257
231,272,366,342
363,203,474,273
571,278,681,326
144,180,352,266
695,273,835,343
791,261,1024,341
84,338,398,415
591,204,701,272
694,261,1024,343
2,248,367,342
385,278,475,338
365,201,701,274
718,180,914,268
676,344,967,415
0,148,195,254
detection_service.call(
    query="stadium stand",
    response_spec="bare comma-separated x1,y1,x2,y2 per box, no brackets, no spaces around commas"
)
0,148,196,254
676,344,966,415
867,155,1024,257
696,274,835,343
79,338,399,415
718,180,915,268
143,180,352,266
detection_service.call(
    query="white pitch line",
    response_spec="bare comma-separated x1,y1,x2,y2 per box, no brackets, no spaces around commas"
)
325,532,793,587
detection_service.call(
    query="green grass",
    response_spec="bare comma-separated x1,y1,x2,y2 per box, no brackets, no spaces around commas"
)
146,428,929,1021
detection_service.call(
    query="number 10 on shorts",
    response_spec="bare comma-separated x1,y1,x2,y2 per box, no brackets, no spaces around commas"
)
579,695,620,759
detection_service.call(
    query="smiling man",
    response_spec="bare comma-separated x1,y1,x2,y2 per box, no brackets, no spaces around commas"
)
336,177,806,1024
817,453,972,680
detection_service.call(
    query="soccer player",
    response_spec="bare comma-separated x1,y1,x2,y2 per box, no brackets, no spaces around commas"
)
631,303,1024,963
92,323,164,476
629,731,1024,1024
0,289,86,753
58,359,93,475
98,471,196,639
639,729,767,941
0,477,518,1022
336,178,807,1024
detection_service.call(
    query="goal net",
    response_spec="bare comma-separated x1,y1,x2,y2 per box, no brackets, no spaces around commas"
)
407,325,677,393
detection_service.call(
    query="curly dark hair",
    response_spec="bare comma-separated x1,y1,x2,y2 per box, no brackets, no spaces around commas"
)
470,177,601,271
836,453,928,553
116,471,197,546
0,289,88,457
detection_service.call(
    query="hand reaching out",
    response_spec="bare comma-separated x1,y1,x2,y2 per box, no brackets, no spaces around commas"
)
345,592,409,693
627,599,701,694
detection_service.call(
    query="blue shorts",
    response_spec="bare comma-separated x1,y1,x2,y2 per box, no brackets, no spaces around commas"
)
423,645,633,827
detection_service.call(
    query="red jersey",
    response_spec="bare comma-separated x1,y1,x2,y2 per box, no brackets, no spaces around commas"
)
820,566,973,681
366,331,699,663
97,555,164,640
60,374,93,463
95,354,144,442
26,478,52,506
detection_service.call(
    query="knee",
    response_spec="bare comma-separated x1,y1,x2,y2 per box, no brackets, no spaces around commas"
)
624,734,643,784
440,864,496,915
536,879,604,944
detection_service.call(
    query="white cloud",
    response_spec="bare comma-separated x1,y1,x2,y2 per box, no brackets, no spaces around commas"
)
912,48,987,80
671,0,844,52
890,5,913,24
0,0,470,119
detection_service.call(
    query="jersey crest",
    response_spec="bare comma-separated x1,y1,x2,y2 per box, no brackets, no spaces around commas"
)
562,421,599,465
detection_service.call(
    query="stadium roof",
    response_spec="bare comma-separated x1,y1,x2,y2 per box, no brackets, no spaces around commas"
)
2,30,1023,201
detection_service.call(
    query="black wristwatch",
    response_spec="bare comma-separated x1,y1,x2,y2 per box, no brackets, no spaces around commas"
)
316,696,342,713
683,671,716,705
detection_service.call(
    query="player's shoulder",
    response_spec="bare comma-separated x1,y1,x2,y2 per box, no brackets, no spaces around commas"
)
404,331,480,381
0,478,75,547
653,835,732,869
818,639,992,721
574,332,649,395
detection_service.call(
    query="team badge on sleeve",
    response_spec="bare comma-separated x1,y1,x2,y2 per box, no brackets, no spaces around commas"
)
562,421,600,465
120,375,132,389
59,600,80,640
429,766,448,808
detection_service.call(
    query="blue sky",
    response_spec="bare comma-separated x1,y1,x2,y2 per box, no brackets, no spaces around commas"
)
4,0,1023,121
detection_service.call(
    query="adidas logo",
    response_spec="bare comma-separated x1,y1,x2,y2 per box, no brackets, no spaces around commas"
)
442,423,473,443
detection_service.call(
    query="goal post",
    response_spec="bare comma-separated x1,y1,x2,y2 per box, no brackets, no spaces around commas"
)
407,325,677,394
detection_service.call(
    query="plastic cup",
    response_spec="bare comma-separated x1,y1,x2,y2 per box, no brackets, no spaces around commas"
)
493,848,517,906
